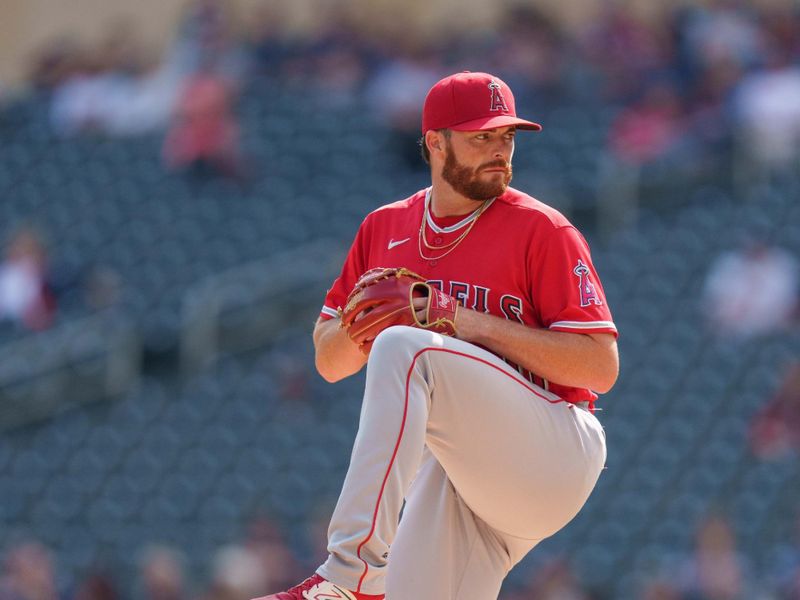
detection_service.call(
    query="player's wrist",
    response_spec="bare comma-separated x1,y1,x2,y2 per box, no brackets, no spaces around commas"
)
313,317,368,382
452,307,483,343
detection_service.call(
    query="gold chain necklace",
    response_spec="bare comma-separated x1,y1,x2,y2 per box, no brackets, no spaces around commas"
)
417,193,492,261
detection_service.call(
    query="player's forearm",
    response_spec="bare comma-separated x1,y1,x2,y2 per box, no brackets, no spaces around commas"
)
455,309,619,393
313,317,368,383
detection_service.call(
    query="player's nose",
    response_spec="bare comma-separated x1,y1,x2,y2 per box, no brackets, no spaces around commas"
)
491,138,514,159
493,145,512,161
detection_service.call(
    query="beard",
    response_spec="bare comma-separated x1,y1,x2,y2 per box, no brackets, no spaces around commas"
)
441,143,513,201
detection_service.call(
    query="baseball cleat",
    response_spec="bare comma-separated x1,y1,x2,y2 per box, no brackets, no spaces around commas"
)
251,573,384,600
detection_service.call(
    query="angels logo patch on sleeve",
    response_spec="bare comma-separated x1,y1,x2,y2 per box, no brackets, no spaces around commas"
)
573,259,602,307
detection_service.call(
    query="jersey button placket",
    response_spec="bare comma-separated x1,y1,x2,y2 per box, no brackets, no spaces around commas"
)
429,260,438,266
434,236,443,245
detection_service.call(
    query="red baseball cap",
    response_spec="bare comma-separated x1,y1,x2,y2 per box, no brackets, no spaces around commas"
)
422,71,542,134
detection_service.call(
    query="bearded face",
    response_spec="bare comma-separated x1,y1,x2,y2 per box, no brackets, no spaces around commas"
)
441,137,513,201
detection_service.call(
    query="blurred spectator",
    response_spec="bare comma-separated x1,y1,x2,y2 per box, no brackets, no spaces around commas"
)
48,0,250,139
678,514,749,600
529,559,590,600
27,37,84,95
312,46,367,107
640,578,682,600
0,541,63,600
71,571,118,600
735,44,800,170
161,70,245,180
502,557,590,600
609,79,687,166
680,0,766,77
760,5,800,59
487,6,567,105
702,240,799,339
48,21,181,137
242,515,302,592
172,0,248,88
246,2,292,77
198,544,264,600
138,546,186,600
266,9,371,105
683,54,740,156
750,362,800,460
0,228,56,332
578,1,670,102
364,46,441,169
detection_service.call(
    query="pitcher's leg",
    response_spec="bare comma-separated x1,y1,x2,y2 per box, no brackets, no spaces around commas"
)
421,341,607,540
320,326,605,594
318,327,439,595
387,453,538,600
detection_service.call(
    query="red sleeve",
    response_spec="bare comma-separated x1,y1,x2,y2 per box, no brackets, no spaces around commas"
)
532,226,617,337
320,220,369,320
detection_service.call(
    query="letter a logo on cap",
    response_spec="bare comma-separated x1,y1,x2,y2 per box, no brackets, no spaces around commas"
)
488,80,509,112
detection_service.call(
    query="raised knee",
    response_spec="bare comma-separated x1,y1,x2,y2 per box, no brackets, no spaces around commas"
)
371,325,438,357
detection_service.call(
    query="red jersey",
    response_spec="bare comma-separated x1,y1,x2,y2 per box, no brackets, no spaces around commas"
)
320,186,617,405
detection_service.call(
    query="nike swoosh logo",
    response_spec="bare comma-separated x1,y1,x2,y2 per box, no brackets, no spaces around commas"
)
388,237,410,250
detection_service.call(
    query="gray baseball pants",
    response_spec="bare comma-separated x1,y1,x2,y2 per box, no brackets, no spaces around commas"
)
317,326,606,599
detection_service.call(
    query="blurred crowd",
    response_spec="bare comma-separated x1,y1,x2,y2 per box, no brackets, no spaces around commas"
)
2,1,800,598
504,513,800,600
0,225,121,336
3,509,800,599
702,237,799,341
1,0,797,335
14,0,800,175
0,514,309,600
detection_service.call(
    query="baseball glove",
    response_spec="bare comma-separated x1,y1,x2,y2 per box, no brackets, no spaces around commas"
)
339,267,459,354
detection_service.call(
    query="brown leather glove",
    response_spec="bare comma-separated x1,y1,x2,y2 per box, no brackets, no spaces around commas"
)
339,267,458,354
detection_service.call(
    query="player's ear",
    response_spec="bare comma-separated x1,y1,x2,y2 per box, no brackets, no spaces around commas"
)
426,130,445,155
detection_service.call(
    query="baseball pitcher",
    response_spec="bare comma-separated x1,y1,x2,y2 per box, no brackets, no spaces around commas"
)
255,71,619,600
